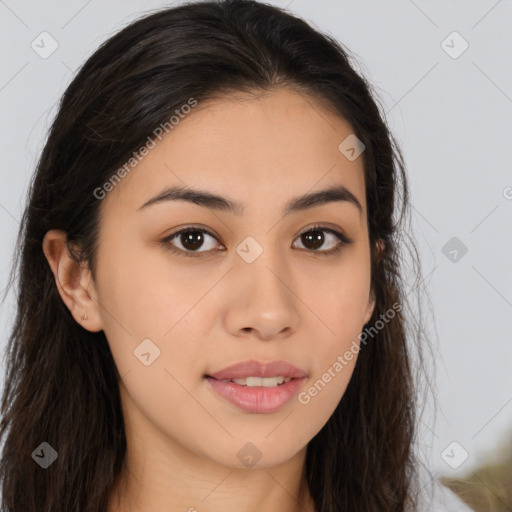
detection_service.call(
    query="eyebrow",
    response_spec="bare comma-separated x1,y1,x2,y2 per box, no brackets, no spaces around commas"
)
137,184,363,217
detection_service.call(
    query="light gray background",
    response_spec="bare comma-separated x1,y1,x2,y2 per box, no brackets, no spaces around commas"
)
0,0,511,502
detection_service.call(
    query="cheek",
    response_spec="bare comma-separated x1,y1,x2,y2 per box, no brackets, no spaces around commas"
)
298,301,363,428
314,263,371,340
300,266,369,409
94,243,215,378
97,241,197,332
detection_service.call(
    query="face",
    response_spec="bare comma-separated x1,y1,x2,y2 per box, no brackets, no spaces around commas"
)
67,87,376,470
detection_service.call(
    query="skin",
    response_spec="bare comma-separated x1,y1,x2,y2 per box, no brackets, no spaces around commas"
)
43,86,380,512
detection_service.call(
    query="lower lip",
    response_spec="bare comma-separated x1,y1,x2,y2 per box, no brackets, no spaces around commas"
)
204,377,306,413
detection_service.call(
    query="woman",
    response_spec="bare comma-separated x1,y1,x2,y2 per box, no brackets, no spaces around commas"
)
0,1,432,510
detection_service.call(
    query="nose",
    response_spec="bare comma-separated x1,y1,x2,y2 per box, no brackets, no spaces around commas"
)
222,248,300,341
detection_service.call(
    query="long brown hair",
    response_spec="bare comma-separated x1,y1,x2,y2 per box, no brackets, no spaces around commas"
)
0,1,433,510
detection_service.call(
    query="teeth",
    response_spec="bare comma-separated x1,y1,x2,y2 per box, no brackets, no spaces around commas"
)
229,376,292,387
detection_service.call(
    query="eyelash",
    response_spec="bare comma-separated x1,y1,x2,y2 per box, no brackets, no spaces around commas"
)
160,224,353,258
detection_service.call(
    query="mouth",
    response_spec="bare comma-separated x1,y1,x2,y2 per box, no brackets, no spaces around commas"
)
202,360,308,413
203,366,307,413
203,375,295,387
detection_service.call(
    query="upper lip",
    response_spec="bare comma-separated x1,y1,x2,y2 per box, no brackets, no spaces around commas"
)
205,360,307,380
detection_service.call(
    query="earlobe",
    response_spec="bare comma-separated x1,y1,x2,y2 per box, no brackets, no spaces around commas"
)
42,229,103,332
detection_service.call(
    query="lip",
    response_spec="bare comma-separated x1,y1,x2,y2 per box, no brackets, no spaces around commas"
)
205,359,307,380
204,376,306,413
203,360,307,414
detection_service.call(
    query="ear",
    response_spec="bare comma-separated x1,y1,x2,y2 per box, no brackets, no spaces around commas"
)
42,229,103,332
362,238,385,325
363,291,376,326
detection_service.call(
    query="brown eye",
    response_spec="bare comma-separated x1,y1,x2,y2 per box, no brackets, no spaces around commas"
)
293,226,351,255
300,229,325,250
162,228,222,257
179,230,206,251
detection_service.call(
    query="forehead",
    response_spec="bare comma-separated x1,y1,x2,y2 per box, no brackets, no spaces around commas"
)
100,87,367,218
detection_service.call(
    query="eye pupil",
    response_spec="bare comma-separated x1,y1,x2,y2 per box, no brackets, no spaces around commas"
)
181,230,204,250
302,230,324,250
